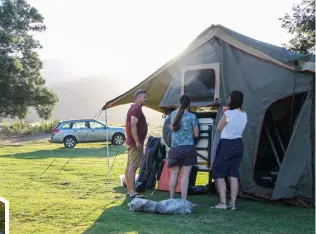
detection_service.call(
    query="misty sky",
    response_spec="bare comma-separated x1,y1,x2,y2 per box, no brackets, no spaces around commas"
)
27,0,297,90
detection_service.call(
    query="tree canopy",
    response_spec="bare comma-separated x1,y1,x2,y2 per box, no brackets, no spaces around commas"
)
0,0,58,120
280,0,315,54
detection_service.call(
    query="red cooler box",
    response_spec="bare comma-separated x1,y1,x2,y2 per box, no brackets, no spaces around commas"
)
157,160,198,193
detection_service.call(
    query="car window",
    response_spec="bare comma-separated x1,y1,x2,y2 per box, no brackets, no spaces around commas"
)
72,122,89,129
90,122,105,129
61,123,71,129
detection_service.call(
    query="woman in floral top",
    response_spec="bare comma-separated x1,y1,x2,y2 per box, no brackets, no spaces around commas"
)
168,95,199,201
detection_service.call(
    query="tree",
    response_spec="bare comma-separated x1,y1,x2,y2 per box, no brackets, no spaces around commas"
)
35,105,54,121
0,0,58,120
16,105,29,126
280,0,315,54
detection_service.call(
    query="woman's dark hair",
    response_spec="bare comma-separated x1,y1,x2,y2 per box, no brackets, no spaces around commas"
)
172,95,190,131
228,90,244,110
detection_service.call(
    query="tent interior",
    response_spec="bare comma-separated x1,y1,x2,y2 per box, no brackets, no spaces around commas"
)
184,69,216,103
254,92,309,189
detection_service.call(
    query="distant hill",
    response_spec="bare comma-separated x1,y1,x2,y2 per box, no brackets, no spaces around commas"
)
25,60,162,125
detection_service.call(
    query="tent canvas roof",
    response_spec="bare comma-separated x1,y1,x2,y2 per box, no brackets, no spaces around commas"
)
102,24,315,111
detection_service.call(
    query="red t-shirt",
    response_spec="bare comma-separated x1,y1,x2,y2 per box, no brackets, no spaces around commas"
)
125,104,148,146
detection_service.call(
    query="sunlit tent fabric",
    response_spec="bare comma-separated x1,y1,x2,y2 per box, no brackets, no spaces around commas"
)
103,24,314,111
102,24,315,207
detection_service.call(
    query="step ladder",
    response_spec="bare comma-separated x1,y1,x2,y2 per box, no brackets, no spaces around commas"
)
195,118,214,171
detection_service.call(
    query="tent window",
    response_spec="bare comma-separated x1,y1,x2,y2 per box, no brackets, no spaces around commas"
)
254,92,307,189
184,69,216,102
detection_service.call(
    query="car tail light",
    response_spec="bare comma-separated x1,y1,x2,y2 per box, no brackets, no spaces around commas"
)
52,129,60,133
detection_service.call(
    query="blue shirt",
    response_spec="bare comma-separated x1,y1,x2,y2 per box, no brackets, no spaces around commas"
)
170,110,199,147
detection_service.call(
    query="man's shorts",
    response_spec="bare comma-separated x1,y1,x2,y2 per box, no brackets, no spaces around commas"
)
127,146,144,168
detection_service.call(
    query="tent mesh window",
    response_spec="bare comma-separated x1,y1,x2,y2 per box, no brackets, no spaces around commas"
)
254,92,308,189
184,69,215,102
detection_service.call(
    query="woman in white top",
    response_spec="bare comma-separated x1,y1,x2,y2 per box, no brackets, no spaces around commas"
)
210,90,247,210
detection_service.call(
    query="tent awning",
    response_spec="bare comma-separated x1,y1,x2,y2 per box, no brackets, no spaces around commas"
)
102,64,175,112
102,24,315,111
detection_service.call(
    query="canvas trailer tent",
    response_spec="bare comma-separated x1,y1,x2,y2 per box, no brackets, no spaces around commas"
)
102,25,315,207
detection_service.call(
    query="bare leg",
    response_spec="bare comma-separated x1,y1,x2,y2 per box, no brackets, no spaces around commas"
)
127,165,138,196
124,162,130,194
229,177,238,209
210,178,227,209
169,166,180,199
217,178,227,204
181,166,192,200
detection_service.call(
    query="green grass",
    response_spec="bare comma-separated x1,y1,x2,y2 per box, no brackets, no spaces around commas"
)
0,140,314,234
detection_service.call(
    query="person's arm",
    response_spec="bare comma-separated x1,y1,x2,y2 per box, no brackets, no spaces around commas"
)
192,115,199,138
169,111,176,131
217,113,227,131
193,126,199,138
131,108,142,150
131,116,140,144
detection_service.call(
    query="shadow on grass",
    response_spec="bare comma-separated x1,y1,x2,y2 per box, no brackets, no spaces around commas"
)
83,186,315,234
0,145,127,160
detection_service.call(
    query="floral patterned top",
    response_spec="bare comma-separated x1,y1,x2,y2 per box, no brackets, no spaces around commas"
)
170,110,199,147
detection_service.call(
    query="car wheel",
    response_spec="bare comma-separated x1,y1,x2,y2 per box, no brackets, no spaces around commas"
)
112,133,125,145
63,136,77,148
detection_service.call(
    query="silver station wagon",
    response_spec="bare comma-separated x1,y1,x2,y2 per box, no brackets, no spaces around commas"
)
49,119,126,148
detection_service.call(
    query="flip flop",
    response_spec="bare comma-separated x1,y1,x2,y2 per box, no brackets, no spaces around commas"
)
227,204,236,210
210,203,227,209
128,193,145,199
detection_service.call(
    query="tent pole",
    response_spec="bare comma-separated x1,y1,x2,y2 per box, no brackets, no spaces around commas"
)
268,111,285,154
312,80,315,205
105,109,110,183
207,124,213,193
274,125,285,154
264,125,281,169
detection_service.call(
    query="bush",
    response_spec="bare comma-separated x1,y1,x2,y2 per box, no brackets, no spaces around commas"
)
108,123,125,127
0,119,61,136
38,120,60,133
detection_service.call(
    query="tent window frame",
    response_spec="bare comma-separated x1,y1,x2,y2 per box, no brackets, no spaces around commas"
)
180,63,220,101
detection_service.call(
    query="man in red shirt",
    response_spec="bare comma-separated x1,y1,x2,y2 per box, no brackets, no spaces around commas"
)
125,89,148,198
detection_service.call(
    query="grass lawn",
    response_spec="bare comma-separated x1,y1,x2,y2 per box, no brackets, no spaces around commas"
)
0,139,314,234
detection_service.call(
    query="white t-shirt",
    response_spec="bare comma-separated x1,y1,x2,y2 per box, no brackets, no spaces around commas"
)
220,109,248,139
